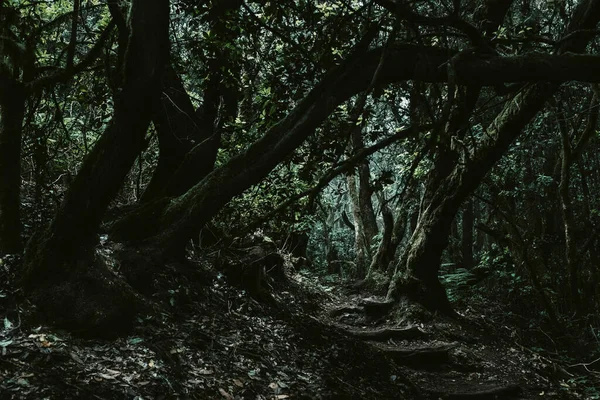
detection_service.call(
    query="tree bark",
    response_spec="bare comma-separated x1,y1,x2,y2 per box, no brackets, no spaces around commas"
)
109,8,600,247
0,76,25,254
367,197,395,276
21,0,170,334
462,199,474,270
368,197,408,279
556,89,599,313
141,66,214,202
353,136,378,245
347,172,369,277
346,125,378,277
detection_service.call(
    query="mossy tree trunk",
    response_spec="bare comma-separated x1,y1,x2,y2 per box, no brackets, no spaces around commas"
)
108,32,384,254
346,126,378,278
556,88,599,314
367,201,407,280
107,1,241,251
21,0,170,334
385,0,600,314
462,200,474,270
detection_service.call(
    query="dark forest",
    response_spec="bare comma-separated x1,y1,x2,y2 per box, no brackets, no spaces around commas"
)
1,0,600,398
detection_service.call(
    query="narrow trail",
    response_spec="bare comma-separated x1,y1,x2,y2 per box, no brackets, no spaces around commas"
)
311,275,583,400
0,264,593,399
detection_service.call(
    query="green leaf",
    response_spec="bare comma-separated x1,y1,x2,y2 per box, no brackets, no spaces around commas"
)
128,337,144,345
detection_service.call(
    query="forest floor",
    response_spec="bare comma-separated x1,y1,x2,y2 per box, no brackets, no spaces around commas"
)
0,251,599,399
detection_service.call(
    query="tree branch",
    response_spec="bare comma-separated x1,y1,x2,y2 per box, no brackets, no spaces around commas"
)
29,19,116,91
245,125,430,231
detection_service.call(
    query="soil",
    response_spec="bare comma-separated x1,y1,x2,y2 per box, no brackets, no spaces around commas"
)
0,252,598,399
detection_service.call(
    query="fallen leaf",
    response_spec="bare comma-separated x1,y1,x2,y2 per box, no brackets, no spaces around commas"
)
198,368,214,375
218,388,234,399
105,369,121,376
233,378,244,387
128,337,144,345
16,378,29,387
70,352,84,364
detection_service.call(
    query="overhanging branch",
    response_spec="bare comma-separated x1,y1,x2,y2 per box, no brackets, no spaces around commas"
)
244,124,431,231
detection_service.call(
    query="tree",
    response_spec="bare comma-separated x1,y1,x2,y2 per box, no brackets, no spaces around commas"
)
14,0,600,334
0,1,111,253
21,0,170,333
386,0,600,314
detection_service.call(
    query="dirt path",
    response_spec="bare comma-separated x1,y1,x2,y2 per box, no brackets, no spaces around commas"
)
0,267,595,399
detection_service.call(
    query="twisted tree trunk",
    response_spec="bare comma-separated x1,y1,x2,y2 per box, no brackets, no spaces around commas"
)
21,0,170,335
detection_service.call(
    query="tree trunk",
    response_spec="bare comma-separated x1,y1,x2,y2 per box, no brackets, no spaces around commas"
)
107,33,383,254
473,200,485,254
347,172,369,277
368,197,408,278
387,83,561,313
558,125,580,313
386,0,600,314
448,215,460,265
556,89,598,314
462,199,474,270
0,77,25,254
367,198,394,276
21,0,170,334
356,160,378,245
578,160,600,309
141,66,215,202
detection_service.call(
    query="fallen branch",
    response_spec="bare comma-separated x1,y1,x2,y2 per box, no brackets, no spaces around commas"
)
568,356,600,372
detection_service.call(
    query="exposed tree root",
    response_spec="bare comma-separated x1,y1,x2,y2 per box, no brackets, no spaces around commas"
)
433,384,523,400
389,274,459,318
359,298,395,317
348,326,426,341
28,255,155,338
329,306,363,317
383,342,457,368
113,245,168,294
